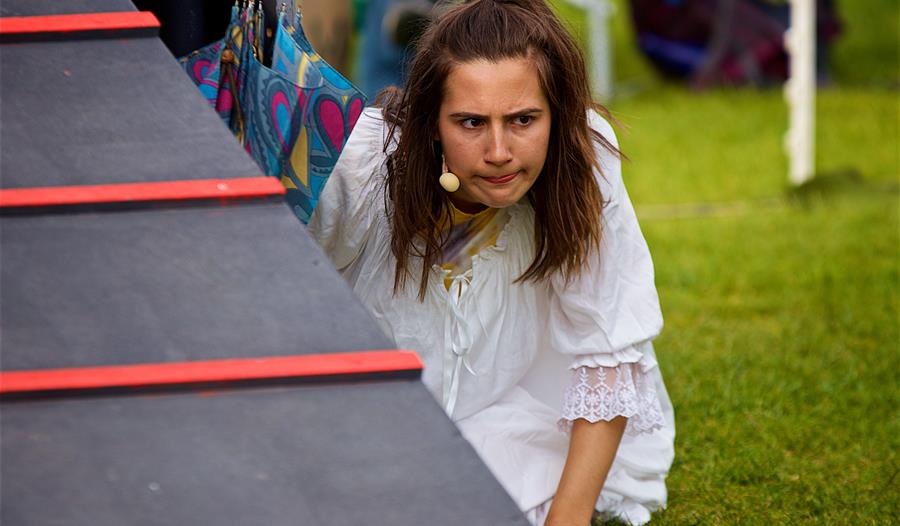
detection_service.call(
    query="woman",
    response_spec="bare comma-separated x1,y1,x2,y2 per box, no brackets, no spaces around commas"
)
309,0,675,524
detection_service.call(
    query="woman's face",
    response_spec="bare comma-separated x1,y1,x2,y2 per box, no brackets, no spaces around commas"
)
436,56,551,213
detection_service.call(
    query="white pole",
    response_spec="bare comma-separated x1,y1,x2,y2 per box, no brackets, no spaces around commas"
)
783,0,816,185
565,0,614,100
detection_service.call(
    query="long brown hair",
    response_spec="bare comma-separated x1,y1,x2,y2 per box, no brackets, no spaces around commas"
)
379,0,619,300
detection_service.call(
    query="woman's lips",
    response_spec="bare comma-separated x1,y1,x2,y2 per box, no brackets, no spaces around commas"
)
482,171,519,185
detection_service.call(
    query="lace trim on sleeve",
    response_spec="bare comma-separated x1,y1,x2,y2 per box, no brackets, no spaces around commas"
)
560,363,665,436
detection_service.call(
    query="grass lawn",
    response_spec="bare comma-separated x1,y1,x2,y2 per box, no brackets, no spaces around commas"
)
637,188,898,525
563,0,900,523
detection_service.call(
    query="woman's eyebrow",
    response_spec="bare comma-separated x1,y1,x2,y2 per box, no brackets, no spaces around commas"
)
448,108,545,119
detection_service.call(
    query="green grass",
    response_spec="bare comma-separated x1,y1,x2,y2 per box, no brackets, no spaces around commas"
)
596,84,899,524
566,1,900,524
637,190,899,524
830,0,900,87
608,86,898,205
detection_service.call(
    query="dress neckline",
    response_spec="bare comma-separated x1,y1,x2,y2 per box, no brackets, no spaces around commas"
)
447,200,498,226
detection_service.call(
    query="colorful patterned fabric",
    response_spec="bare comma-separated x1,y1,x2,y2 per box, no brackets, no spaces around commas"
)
271,13,366,223
242,46,314,178
178,6,241,124
178,6,249,130
179,40,227,116
177,5,366,225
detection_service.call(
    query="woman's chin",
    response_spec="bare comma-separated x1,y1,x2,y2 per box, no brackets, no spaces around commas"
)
478,188,529,209
453,182,530,211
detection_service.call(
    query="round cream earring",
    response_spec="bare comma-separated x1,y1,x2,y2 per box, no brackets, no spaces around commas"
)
439,172,460,193
439,157,460,193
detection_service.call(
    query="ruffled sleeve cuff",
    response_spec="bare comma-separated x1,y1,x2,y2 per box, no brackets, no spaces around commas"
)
559,361,665,436
566,344,645,369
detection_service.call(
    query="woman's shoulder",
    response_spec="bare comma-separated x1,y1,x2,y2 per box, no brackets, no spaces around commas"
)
322,106,397,190
348,106,396,151
307,107,394,270
326,107,400,184
584,109,623,200
587,108,619,149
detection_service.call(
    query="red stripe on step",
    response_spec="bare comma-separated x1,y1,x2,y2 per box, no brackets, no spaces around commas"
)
0,11,160,35
0,177,286,208
0,351,424,394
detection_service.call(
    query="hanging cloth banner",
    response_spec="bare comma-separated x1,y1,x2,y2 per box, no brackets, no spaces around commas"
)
271,12,366,222
179,5,241,125
178,2,366,224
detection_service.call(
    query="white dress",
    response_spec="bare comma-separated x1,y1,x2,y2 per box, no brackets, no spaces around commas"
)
308,107,676,525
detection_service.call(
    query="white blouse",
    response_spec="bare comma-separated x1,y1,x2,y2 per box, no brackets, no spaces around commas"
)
308,108,675,525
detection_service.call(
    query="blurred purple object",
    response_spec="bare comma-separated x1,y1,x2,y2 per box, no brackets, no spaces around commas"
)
628,0,841,87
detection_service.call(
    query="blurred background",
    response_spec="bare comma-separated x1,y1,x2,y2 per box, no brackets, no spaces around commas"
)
143,0,898,522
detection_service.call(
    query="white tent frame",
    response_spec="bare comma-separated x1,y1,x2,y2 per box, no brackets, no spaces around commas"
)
784,0,817,185
563,0,615,100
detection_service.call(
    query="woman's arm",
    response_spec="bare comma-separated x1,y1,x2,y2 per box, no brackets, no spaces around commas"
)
545,416,627,526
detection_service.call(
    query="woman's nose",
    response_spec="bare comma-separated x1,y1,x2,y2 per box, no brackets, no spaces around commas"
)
484,126,513,165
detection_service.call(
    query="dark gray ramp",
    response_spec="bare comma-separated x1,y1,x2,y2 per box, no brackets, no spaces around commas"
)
1,381,529,526
0,37,257,188
0,204,392,371
0,3,532,524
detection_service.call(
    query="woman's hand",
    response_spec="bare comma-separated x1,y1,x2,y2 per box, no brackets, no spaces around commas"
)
544,416,627,525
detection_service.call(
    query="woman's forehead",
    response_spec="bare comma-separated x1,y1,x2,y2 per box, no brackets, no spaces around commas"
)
440,57,549,116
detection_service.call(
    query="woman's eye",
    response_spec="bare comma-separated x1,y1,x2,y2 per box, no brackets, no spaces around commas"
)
513,115,533,126
460,118,482,129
